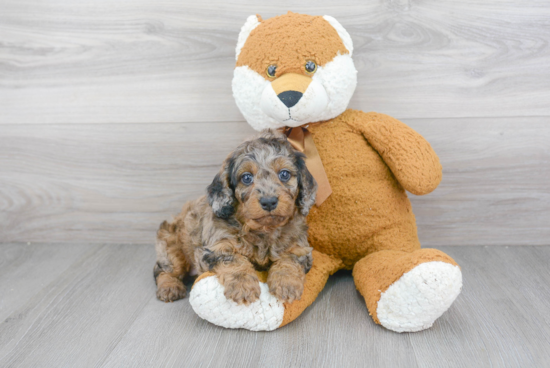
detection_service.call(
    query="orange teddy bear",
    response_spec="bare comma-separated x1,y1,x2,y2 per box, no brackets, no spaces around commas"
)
189,12,462,333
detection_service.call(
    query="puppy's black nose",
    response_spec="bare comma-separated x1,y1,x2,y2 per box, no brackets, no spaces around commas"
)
260,196,278,211
277,90,303,108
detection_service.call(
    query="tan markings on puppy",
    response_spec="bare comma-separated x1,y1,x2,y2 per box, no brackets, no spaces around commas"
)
152,130,317,305
267,244,314,303
237,12,348,79
271,156,298,176
267,252,307,304
233,145,299,232
154,206,199,300
215,253,261,305
154,220,193,302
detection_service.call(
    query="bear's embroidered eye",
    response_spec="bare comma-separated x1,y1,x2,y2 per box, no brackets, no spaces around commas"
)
305,60,317,74
241,173,254,185
278,170,291,182
266,65,277,78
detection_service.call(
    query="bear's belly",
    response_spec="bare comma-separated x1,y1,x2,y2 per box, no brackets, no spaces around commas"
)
306,111,417,268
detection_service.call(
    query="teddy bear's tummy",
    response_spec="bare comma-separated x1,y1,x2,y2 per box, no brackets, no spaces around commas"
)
306,114,416,266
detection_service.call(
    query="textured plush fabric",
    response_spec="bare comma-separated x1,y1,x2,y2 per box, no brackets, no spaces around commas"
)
190,274,285,331
375,261,462,332
352,249,459,324
236,12,349,78
306,109,442,269
189,251,341,331
280,251,342,327
232,12,358,130
191,12,462,332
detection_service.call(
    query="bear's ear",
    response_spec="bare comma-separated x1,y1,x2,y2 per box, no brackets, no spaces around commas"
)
235,14,262,61
322,15,354,56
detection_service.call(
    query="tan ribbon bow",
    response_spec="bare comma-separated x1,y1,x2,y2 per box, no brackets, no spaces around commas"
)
281,126,332,206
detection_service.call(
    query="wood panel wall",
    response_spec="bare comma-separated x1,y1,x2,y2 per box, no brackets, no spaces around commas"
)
1,0,549,245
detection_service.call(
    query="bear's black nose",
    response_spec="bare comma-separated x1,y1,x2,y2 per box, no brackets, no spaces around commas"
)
259,196,278,211
277,90,303,108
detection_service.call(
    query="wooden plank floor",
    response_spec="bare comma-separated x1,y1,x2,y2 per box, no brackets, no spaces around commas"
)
0,244,549,368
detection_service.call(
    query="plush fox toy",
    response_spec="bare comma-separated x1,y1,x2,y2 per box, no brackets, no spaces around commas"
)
189,12,462,332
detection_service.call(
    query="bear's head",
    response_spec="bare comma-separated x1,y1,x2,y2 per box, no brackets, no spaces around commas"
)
232,12,358,131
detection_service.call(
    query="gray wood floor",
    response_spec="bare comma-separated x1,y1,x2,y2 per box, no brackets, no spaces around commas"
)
0,244,549,368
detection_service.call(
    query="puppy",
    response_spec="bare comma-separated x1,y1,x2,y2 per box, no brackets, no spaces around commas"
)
154,130,317,305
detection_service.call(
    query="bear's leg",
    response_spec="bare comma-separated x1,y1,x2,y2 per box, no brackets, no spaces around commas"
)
353,249,462,332
189,250,342,331
353,223,462,332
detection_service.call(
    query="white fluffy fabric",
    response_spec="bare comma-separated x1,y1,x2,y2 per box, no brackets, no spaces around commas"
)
260,78,329,127
322,15,354,56
232,54,357,131
312,54,357,122
189,275,285,331
232,66,279,131
235,15,261,60
376,261,462,333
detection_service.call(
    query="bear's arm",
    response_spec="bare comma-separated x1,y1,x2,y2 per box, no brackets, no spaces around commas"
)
347,110,442,195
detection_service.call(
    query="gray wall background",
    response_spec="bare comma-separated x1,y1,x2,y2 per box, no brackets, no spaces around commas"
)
1,0,549,246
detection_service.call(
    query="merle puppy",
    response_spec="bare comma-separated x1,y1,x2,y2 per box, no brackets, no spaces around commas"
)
154,130,317,305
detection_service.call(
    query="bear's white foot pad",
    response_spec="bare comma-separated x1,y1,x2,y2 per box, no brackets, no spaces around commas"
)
189,276,284,331
377,261,462,333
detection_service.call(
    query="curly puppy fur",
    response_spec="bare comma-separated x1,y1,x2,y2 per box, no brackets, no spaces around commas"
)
154,130,317,305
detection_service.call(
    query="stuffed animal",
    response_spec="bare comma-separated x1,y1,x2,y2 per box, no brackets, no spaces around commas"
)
189,12,462,332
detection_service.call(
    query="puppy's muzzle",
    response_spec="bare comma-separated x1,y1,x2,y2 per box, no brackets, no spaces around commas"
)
259,196,278,211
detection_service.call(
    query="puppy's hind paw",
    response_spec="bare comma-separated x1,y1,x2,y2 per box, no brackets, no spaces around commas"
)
156,281,187,302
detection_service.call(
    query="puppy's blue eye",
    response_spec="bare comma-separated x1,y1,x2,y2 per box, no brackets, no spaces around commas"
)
241,173,253,185
279,170,291,182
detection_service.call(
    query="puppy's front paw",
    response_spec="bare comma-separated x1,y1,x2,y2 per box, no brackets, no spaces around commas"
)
268,273,304,304
221,273,261,305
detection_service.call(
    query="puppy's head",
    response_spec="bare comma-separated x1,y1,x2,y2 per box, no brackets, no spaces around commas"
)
207,130,317,231
232,12,357,131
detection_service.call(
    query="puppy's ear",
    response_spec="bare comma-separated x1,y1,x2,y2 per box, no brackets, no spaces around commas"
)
207,155,236,219
294,152,317,216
